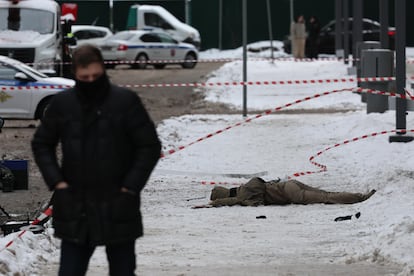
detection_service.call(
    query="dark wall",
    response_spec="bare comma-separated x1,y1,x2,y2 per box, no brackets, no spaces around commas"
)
57,0,413,50
57,0,185,32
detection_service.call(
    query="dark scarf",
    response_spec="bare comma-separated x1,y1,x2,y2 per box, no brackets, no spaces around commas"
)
75,73,110,109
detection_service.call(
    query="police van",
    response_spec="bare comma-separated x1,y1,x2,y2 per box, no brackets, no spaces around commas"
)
126,5,201,49
0,0,63,75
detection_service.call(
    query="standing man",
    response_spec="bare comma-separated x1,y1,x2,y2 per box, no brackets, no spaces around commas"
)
32,44,161,276
308,15,321,59
290,15,307,59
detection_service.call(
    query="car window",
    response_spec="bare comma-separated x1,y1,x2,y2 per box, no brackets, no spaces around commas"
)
0,64,18,80
140,33,161,43
144,12,174,30
74,30,90,40
321,22,334,33
363,21,378,31
157,33,176,43
75,30,108,40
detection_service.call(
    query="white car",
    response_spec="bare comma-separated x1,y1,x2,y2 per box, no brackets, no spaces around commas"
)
0,55,74,119
99,30,198,69
71,25,113,47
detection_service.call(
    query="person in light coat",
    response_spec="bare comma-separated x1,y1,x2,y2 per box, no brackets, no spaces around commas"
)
290,15,307,59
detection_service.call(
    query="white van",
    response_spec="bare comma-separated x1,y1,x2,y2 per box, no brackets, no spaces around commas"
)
0,0,62,74
126,5,201,49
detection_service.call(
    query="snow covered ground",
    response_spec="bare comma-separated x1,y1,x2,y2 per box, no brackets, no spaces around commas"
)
1,42,414,275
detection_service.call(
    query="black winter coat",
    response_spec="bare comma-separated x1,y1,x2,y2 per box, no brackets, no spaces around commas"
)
32,83,161,245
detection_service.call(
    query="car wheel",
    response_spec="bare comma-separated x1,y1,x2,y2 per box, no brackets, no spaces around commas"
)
181,53,197,69
35,98,51,120
133,54,148,69
154,64,166,69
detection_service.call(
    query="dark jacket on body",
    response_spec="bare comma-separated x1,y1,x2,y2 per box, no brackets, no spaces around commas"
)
32,80,161,245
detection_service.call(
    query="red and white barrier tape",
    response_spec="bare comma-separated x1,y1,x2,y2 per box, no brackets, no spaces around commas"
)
177,88,414,183
0,206,52,252
160,87,354,158
0,76,396,92
122,77,395,89
20,57,355,67
1,87,412,251
23,56,414,67
161,87,414,158
3,56,414,69
0,85,71,91
289,129,414,179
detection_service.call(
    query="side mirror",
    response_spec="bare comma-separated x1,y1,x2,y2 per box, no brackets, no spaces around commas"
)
14,72,31,82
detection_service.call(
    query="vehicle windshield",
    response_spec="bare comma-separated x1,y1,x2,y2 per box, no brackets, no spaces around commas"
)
0,8,54,34
19,62,48,78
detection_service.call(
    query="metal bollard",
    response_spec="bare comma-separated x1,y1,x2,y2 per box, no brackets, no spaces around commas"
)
356,41,381,79
356,41,381,102
360,49,394,113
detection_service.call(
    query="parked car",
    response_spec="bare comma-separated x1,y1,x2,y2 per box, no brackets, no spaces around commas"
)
99,30,198,69
71,25,113,47
0,55,74,119
283,18,395,57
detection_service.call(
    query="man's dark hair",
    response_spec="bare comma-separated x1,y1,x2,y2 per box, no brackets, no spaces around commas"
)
71,44,105,73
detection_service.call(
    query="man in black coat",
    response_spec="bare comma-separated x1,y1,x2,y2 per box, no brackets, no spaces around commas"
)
32,44,161,276
308,15,321,59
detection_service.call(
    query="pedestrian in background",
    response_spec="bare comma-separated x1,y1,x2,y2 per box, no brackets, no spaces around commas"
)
308,15,321,59
32,44,161,276
290,15,307,59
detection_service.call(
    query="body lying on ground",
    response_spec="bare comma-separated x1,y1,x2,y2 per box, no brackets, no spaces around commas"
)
208,177,376,207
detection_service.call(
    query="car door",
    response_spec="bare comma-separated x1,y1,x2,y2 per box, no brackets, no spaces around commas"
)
0,64,34,119
319,21,336,54
156,33,183,61
139,33,164,61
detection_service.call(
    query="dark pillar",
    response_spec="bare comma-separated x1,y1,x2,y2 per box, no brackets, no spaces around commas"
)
389,0,413,143
353,0,363,65
335,0,343,57
343,0,350,64
379,0,389,49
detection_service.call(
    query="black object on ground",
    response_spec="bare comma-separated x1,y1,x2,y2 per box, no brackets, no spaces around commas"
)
334,212,361,222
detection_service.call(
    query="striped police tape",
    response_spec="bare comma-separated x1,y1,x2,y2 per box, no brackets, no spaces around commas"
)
1,87,413,251
0,76,399,92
